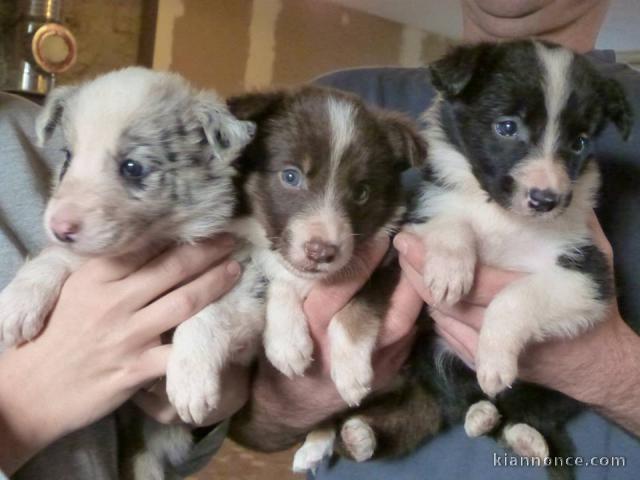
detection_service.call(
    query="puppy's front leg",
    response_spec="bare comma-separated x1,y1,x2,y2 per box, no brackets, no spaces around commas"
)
167,277,264,425
329,300,380,406
0,246,81,347
409,217,477,305
476,266,610,397
263,279,313,377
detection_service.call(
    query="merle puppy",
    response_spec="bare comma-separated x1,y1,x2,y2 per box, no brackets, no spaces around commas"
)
224,86,428,469
0,68,261,479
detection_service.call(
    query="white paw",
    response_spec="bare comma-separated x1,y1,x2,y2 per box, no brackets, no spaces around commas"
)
423,245,475,305
502,423,549,459
330,357,372,407
464,400,501,437
264,317,313,378
329,318,375,406
476,349,518,398
0,281,55,347
340,417,377,462
166,350,220,425
292,430,335,473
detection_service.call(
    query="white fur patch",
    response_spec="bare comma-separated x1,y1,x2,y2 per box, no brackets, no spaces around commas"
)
464,400,501,438
502,423,550,459
340,416,377,462
0,246,80,347
293,427,336,473
535,43,574,158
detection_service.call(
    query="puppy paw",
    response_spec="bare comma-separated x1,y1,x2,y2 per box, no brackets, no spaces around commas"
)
264,317,313,378
166,350,220,425
476,350,518,398
292,430,335,473
502,423,549,459
0,281,54,347
328,315,376,406
464,400,501,437
340,417,376,462
422,245,476,305
330,356,372,407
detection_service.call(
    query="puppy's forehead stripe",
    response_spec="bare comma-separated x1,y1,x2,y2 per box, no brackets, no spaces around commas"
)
535,43,574,157
325,97,356,207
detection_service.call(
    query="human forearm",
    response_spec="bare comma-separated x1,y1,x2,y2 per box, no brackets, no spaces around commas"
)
572,319,640,436
0,349,61,475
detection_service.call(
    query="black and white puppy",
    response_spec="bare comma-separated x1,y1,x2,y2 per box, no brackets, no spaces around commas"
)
225,86,426,467
0,68,262,479
407,40,631,458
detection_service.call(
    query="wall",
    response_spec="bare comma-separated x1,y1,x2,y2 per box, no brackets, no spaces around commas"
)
153,0,456,95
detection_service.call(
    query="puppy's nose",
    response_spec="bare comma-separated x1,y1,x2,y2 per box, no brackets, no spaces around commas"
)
304,239,338,264
528,188,559,213
50,217,81,243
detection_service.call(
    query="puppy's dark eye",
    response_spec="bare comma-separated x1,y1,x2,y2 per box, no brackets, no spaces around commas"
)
215,129,230,149
60,148,72,179
280,167,303,188
571,134,589,154
354,184,370,205
119,159,146,179
495,119,518,137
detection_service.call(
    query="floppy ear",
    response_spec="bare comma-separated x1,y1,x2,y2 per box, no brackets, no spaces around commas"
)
35,86,77,145
381,113,428,171
430,44,487,98
226,91,286,122
195,91,256,155
600,78,633,140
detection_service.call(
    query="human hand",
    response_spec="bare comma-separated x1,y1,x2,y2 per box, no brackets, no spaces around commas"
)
394,213,640,409
0,236,241,474
243,236,423,442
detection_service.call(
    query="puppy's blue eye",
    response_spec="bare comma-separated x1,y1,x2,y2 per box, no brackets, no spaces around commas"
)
495,120,518,137
571,134,589,154
281,168,303,188
120,159,146,179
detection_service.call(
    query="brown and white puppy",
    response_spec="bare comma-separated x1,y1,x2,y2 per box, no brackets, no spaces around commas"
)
0,67,261,479
226,86,426,468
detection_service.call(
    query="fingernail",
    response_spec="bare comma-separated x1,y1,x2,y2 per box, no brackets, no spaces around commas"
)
393,234,408,255
226,260,241,277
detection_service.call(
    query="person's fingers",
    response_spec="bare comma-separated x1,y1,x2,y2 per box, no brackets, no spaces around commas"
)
395,231,522,307
132,379,180,425
377,272,424,348
430,309,478,360
464,266,523,307
588,211,614,262
127,344,172,387
132,260,241,339
398,256,433,302
119,235,236,309
371,329,417,389
431,300,485,331
434,324,475,367
80,243,169,283
305,236,390,333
